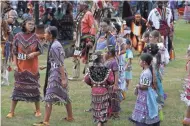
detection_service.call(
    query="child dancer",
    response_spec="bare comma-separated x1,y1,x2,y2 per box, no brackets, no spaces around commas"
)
147,43,165,106
125,39,133,90
149,30,170,65
182,45,190,126
7,17,42,118
129,53,160,126
104,46,120,119
33,26,73,126
142,31,150,48
84,51,114,126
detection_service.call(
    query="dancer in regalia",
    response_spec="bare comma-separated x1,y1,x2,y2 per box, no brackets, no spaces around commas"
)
113,23,128,100
125,39,133,90
129,53,160,126
181,45,190,126
69,1,96,80
6,17,43,118
104,46,120,119
1,18,13,85
95,18,116,52
1,2,18,86
125,12,147,54
33,26,74,126
147,1,173,53
84,51,114,126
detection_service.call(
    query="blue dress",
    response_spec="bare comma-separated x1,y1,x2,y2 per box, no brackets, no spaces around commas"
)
125,49,133,80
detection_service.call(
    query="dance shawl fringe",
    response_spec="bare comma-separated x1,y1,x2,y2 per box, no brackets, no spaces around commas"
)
91,92,109,123
91,92,110,103
12,70,41,102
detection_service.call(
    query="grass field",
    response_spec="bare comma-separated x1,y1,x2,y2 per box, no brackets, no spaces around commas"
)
1,19,190,126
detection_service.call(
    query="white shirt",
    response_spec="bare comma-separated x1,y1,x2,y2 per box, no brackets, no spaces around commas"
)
148,7,172,29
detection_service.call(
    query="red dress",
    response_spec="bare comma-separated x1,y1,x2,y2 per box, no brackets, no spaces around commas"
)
12,32,43,102
84,66,114,123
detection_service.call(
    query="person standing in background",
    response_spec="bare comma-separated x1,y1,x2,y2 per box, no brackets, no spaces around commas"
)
169,0,178,22
184,0,190,23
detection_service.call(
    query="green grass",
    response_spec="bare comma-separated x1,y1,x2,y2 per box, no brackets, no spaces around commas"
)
1,20,190,126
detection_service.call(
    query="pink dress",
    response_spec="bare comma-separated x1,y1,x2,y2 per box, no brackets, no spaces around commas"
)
84,66,114,123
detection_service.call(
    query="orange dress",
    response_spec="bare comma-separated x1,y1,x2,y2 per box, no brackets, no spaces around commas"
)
12,32,43,102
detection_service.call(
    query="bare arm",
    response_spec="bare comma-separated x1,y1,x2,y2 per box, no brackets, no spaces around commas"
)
60,65,67,81
114,71,119,87
13,55,17,66
33,51,41,57
126,58,132,68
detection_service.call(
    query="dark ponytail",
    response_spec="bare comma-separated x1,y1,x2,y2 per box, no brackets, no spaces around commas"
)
43,26,58,96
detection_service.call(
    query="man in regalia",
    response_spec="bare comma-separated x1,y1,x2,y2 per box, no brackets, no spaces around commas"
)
69,1,96,80
147,1,173,53
1,5,17,85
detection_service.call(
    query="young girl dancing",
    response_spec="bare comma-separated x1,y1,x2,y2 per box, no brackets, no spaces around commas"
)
129,53,160,126
84,51,114,126
104,46,120,119
33,26,73,126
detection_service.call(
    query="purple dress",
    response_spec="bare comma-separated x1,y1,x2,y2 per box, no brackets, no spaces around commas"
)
44,41,71,105
104,58,121,114
130,69,160,126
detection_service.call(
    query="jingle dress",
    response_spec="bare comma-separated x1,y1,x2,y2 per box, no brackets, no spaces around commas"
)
80,10,96,63
12,32,42,102
130,68,160,126
104,58,121,115
181,60,190,105
44,40,71,105
84,65,114,123
152,56,165,106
